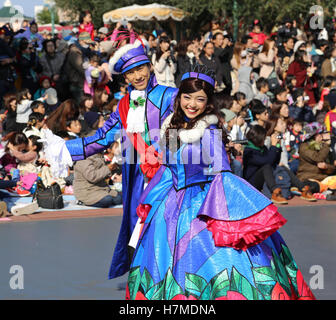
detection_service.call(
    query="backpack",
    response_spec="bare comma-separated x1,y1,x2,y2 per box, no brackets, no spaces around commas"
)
263,165,292,200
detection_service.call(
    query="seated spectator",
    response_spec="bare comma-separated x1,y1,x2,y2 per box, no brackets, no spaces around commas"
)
284,120,303,174
271,100,289,121
243,125,287,204
84,111,105,134
298,122,336,183
272,86,288,104
73,152,122,208
289,88,315,123
33,76,51,100
321,46,336,79
231,92,247,114
66,118,82,138
255,77,271,107
84,53,102,96
249,99,269,127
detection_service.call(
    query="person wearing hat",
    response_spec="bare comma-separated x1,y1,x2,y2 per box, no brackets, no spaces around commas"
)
297,122,335,184
98,27,109,41
44,35,178,280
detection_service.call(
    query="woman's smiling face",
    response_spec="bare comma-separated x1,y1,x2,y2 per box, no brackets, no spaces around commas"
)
180,90,208,119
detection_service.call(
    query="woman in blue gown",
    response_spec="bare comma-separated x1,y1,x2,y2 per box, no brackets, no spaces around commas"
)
126,68,315,300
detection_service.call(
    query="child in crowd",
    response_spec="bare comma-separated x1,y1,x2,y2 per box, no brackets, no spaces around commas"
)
104,140,122,193
66,118,82,138
114,81,128,101
284,120,303,174
84,54,102,96
23,112,45,138
16,89,46,132
30,100,46,116
318,76,336,110
285,75,297,105
255,77,271,107
33,76,51,100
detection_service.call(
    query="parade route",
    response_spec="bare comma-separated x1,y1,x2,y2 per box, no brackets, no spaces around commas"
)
0,205,335,300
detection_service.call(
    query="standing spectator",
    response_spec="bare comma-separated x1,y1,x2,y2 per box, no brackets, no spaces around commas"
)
39,39,65,85
213,32,233,94
15,21,44,51
287,50,318,106
199,41,220,85
17,38,42,95
63,40,86,104
152,36,176,87
0,26,16,101
204,19,223,42
277,19,298,44
147,33,157,61
277,37,295,62
258,38,280,89
78,10,95,40
175,40,199,87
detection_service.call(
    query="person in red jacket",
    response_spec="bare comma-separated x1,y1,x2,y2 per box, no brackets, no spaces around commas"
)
78,10,95,40
287,50,318,107
249,20,268,46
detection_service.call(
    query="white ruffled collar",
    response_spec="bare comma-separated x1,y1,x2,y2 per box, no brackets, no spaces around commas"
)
160,113,218,144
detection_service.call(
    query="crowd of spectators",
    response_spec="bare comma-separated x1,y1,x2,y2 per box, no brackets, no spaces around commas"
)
1,11,336,216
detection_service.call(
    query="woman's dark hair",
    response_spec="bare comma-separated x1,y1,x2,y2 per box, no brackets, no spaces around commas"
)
233,92,246,102
79,10,91,24
265,113,281,136
42,39,55,52
322,75,336,88
28,135,43,153
324,45,336,59
3,93,16,112
17,88,30,103
163,78,229,151
79,93,94,115
2,132,28,147
46,99,79,133
249,99,267,119
212,93,232,111
285,74,296,93
155,36,170,62
27,112,44,129
19,38,29,52
246,125,266,147
93,87,109,113
89,53,100,63
176,39,192,57
294,49,307,66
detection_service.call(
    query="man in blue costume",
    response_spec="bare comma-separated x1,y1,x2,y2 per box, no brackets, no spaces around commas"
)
63,38,178,279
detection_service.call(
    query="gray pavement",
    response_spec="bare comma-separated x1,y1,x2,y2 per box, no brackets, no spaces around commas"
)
0,205,335,300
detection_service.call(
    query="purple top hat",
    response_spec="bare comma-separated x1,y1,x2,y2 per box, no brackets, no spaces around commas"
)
109,40,150,75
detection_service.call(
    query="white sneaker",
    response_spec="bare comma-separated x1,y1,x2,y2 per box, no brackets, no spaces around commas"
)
11,201,39,216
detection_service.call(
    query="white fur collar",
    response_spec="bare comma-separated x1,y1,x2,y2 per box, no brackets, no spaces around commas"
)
160,114,218,144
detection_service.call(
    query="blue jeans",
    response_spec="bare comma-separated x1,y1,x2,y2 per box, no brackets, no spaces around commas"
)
231,159,243,177
91,194,122,208
288,159,299,174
